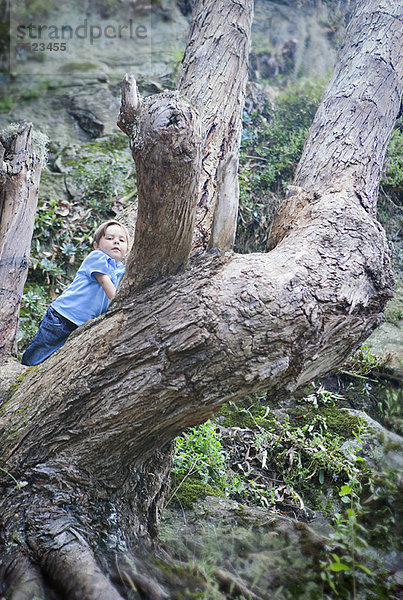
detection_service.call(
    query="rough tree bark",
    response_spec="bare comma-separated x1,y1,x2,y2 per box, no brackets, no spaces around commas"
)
0,0,402,598
0,124,45,358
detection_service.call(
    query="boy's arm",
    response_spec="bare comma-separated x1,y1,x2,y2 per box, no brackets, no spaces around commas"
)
94,273,116,300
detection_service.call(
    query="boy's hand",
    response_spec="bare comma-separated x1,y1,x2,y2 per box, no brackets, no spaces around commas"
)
94,273,116,300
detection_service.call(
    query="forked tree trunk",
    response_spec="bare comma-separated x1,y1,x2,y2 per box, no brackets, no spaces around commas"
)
0,0,402,598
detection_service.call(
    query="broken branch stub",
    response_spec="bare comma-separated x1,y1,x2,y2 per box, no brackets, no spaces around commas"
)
117,73,142,136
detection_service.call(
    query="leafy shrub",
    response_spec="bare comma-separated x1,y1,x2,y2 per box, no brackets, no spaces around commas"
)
172,420,229,488
342,343,388,376
18,283,50,346
240,79,324,195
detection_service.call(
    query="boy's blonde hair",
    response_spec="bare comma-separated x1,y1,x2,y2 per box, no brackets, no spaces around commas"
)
93,220,130,247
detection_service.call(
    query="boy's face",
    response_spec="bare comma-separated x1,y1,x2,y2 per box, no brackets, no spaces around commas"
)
94,224,129,261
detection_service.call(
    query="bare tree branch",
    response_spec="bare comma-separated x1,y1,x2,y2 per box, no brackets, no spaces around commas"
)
179,0,254,251
268,0,403,248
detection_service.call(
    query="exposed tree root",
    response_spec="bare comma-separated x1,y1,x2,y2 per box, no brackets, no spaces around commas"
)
115,555,169,600
121,571,168,600
156,549,266,600
0,551,44,600
213,568,265,600
30,518,124,600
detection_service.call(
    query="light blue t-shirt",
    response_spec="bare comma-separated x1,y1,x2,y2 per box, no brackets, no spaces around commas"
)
51,250,125,326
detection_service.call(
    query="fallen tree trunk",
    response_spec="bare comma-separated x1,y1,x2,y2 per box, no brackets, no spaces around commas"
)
0,0,402,597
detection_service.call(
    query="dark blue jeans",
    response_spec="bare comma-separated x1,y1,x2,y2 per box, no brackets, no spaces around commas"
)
21,305,78,366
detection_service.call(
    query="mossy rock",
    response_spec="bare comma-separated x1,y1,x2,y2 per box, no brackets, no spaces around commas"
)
218,399,361,440
58,62,103,73
170,475,225,508
161,496,326,599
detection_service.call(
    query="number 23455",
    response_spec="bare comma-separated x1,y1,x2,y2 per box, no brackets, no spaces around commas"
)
29,42,67,51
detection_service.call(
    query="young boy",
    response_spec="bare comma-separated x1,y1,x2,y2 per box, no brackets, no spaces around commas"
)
21,220,129,366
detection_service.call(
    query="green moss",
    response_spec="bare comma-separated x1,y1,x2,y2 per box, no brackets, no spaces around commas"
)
0,94,14,111
63,133,129,157
0,78,52,114
218,401,276,431
1,368,36,409
343,343,387,376
384,441,402,453
58,62,101,72
170,475,225,508
233,505,246,516
382,120,403,189
98,133,130,153
289,406,362,441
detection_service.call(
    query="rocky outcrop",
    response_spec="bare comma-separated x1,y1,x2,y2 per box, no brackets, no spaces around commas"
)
160,496,327,600
1,0,351,146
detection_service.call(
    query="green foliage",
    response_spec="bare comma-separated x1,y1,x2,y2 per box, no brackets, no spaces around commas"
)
12,0,54,20
0,78,54,108
170,421,231,508
240,80,324,195
59,135,134,215
382,119,403,189
172,421,229,488
172,387,367,513
321,422,398,599
377,387,403,435
233,405,357,506
290,403,363,443
0,94,14,112
342,344,388,377
219,397,276,430
169,475,225,509
384,306,403,323
18,283,50,346
236,80,324,252
171,383,401,598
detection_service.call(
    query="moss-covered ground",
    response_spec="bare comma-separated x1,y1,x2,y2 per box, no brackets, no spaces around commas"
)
169,346,402,599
